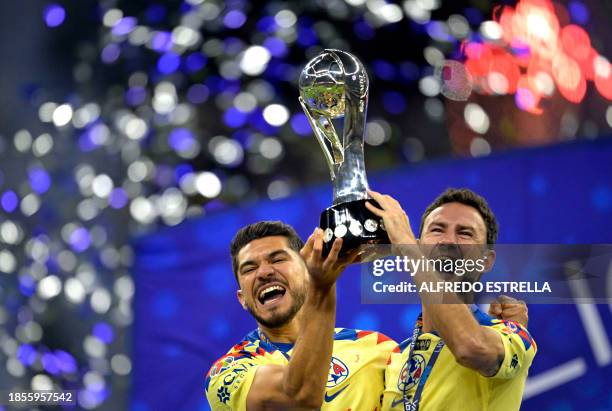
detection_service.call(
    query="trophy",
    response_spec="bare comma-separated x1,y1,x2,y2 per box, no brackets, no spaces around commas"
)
299,49,389,256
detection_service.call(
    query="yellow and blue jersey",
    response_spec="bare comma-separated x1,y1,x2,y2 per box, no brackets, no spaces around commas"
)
205,327,397,410
382,307,537,411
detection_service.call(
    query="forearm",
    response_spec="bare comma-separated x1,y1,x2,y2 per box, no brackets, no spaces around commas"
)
411,266,482,346
283,284,336,406
421,296,482,351
413,267,503,374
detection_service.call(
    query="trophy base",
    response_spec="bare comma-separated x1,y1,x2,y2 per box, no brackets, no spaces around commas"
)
320,199,390,257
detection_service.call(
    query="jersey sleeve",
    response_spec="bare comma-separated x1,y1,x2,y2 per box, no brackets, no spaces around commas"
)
488,320,537,380
205,352,260,411
382,340,407,410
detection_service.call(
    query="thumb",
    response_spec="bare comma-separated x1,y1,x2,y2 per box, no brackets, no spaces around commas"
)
489,302,502,316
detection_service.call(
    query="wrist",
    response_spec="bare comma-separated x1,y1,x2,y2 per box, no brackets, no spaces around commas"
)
306,283,336,306
308,281,335,294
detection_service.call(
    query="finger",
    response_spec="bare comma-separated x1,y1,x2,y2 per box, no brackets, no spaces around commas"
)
499,307,518,318
500,301,525,310
499,305,527,318
365,201,385,217
383,194,397,205
497,295,519,305
312,228,324,261
299,228,317,257
368,190,385,204
488,303,502,316
501,306,528,320
325,237,343,266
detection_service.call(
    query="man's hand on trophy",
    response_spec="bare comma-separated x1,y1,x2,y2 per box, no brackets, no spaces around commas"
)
300,228,359,290
365,190,417,245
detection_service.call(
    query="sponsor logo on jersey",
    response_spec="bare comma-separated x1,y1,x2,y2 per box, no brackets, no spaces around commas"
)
414,339,431,351
510,354,519,369
217,386,230,404
327,356,350,387
324,385,349,402
210,356,235,377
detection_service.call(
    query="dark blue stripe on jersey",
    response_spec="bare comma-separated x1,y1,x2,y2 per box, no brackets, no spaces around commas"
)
473,306,496,326
398,337,412,352
333,328,358,341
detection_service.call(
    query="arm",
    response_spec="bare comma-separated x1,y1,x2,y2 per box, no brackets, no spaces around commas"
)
246,286,335,409
365,190,505,377
425,296,530,376
421,303,505,376
246,229,352,410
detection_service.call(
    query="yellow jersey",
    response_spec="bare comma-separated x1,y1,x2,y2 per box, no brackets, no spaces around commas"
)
382,306,537,411
205,328,397,410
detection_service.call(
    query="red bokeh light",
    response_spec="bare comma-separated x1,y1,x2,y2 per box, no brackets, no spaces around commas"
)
594,57,612,100
489,48,521,94
470,0,610,108
561,25,591,62
552,53,586,103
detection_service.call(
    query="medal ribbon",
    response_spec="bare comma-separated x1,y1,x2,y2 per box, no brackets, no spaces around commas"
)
402,314,445,411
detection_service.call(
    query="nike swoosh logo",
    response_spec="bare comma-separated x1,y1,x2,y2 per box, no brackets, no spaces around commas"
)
391,398,404,408
324,385,349,402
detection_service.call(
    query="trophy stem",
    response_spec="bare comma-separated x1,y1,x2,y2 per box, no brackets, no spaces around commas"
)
332,83,369,205
332,139,369,205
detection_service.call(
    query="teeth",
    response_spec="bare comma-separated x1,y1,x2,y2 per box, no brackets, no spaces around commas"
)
259,285,284,299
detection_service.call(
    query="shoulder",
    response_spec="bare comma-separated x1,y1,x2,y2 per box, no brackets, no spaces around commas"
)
333,328,398,357
473,307,537,352
204,340,265,409
334,328,397,345
205,337,265,384
487,319,537,352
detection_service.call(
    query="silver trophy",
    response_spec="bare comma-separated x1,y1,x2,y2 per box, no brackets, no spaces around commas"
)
299,49,389,256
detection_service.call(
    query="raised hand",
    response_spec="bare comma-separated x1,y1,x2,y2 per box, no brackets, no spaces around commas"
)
365,189,417,245
300,228,356,290
488,295,528,327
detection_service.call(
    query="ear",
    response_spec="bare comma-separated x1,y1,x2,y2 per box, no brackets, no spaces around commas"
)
483,249,496,272
237,289,247,310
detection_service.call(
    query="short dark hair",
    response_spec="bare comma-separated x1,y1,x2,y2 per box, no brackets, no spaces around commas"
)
419,188,499,247
230,221,304,280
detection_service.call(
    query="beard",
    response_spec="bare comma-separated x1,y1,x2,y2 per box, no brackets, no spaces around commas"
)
245,285,306,328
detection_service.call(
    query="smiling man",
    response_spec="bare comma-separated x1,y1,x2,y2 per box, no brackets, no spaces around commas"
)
205,221,396,410
365,188,537,411
205,217,530,410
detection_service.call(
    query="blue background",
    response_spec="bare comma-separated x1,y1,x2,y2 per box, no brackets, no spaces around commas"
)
132,139,612,411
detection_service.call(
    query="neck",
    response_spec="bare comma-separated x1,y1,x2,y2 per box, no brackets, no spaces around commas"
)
421,305,435,333
258,314,301,344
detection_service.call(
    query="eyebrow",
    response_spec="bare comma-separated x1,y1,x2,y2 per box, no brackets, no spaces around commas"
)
238,249,290,273
456,224,476,232
428,222,477,233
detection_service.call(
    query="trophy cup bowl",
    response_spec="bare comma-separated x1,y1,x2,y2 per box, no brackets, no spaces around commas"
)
299,49,389,257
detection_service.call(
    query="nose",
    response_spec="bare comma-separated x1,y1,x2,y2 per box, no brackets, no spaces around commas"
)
255,262,275,280
437,231,457,245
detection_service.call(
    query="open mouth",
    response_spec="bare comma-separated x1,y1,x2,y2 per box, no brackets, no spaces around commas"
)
257,284,287,306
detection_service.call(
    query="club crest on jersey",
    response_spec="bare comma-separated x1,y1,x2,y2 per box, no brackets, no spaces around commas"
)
326,356,350,387
506,321,518,333
398,354,426,391
210,356,235,377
